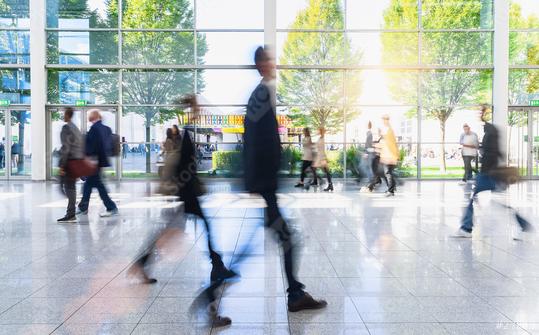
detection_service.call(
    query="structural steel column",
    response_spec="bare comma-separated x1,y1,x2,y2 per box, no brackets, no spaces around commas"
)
264,0,276,49
493,0,509,162
30,0,47,180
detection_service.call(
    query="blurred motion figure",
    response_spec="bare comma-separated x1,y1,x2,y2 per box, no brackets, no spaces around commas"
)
77,109,118,217
57,107,84,223
243,46,327,312
454,106,533,239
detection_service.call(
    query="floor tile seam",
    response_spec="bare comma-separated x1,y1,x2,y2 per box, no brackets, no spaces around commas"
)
450,273,537,296
0,276,53,318
58,244,169,332
481,239,539,266
319,222,370,331
438,320,532,335
209,213,247,334
128,217,209,334
412,289,519,326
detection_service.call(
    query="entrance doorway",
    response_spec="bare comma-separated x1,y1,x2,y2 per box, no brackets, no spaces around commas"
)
507,106,539,179
0,108,31,179
46,106,119,180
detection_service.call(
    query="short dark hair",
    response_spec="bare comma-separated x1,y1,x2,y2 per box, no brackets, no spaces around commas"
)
64,107,74,119
254,46,268,65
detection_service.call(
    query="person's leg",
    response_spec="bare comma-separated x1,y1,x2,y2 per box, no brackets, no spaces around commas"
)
386,165,396,193
300,160,308,183
65,177,77,217
324,167,332,184
260,192,303,295
460,174,494,232
94,171,117,211
463,156,472,181
78,174,96,212
310,164,318,184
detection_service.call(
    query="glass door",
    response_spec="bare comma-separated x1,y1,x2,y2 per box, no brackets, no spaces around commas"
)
0,109,31,179
47,107,119,180
507,107,539,179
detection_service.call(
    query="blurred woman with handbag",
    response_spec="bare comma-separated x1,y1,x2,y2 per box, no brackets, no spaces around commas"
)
313,127,333,192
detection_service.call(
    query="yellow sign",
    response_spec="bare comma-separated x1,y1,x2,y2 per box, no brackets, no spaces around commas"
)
222,127,244,134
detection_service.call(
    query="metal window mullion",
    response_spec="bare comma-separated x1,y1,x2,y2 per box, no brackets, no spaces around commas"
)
118,0,123,179
194,0,198,140
417,0,422,179
0,64,30,69
45,28,118,32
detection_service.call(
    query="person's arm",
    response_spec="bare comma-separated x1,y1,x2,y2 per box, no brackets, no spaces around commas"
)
58,125,70,169
85,127,97,156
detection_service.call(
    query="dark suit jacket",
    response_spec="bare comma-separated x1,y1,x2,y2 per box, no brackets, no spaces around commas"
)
480,122,500,174
86,120,112,168
243,82,281,193
175,130,205,215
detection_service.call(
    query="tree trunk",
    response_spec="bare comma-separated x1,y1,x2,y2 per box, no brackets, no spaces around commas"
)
145,124,151,174
440,120,447,174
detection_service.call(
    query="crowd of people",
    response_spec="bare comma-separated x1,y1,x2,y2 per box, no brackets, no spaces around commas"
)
53,46,534,327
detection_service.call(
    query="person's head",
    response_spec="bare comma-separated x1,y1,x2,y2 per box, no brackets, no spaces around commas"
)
122,136,125,141
64,107,74,122
382,114,391,127
254,46,276,80
87,109,101,124
367,121,372,130
480,104,491,123
318,127,325,137
166,128,173,140
172,124,180,136
463,123,471,134
303,127,311,137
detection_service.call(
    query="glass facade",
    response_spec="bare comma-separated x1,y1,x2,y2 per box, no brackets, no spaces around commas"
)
0,0,538,179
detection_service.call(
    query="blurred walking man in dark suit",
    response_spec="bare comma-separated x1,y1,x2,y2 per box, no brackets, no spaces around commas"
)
243,46,327,312
77,109,118,217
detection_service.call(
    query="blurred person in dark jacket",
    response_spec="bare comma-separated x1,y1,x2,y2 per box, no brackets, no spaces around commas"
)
243,46,327,313
453,105,533,239
128,96,235,327
57,107,84,223
77,109,118,217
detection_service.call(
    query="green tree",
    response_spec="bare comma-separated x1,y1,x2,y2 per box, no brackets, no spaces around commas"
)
277,0,361,134
382,0,492,173
117,0,205,173
509,2,539,106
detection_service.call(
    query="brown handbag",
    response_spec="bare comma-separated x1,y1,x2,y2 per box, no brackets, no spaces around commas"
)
66,159,98,178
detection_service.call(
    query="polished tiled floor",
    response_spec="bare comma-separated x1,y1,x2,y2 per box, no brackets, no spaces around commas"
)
1,180,539,334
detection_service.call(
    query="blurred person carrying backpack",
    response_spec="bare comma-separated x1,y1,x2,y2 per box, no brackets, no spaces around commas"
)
453,105,533,240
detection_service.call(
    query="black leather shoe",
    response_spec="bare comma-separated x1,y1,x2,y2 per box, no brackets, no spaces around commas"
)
210,266,238,282
288,292,327,312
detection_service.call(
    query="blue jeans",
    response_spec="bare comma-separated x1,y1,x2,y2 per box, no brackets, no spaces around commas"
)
78,170,117,212
461,173,531,232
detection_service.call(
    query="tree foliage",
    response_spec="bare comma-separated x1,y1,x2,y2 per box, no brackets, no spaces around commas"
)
277,0,361,134
382,0,493,172
509,2,539,105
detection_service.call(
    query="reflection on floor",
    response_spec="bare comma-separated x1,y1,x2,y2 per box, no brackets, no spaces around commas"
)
1,180,539,334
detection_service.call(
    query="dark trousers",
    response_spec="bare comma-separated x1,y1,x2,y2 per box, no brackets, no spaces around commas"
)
61,175,77,217
260,191,304,296
385,164,397,194
300,160,316,183
317,166,332,184
367,155,387,190
462,156,474,181
461,173,532,233
135,195,223,271
78,170,117,212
